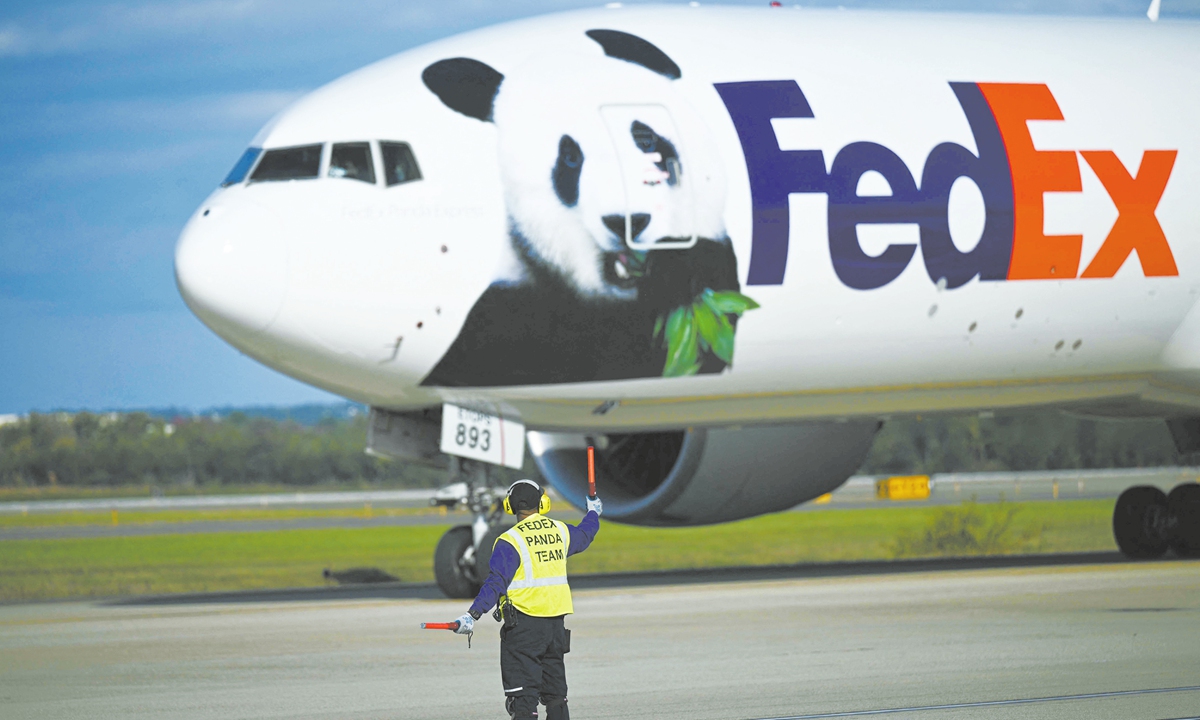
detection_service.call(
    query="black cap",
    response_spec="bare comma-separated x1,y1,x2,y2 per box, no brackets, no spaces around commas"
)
508,481,542,512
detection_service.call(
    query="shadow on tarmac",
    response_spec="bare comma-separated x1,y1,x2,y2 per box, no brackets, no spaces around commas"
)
105,551,1148,607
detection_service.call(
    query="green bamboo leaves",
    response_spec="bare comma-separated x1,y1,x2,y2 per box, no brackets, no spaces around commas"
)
655,289,760,377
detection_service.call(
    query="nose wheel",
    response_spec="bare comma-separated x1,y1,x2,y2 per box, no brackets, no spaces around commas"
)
1167,483,1200,557
1113,483,1200,559
433,526,478,599
431,458,514,599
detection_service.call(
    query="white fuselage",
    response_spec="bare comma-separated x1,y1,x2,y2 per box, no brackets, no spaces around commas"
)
175,6,1200,431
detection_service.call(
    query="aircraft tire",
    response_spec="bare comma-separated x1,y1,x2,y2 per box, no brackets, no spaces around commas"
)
434,525,481,599
474,522,515,583
1167,483,1200,558
1113,485,1169,559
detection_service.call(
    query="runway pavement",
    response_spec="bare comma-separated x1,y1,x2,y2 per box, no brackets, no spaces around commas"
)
1,557,1197,719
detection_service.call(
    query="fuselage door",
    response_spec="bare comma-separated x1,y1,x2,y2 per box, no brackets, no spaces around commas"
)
599,104,698,250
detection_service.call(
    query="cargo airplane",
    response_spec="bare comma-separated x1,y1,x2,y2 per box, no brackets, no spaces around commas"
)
175,4,1200,596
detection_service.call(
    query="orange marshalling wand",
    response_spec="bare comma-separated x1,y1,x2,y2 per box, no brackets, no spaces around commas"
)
587,445,596,499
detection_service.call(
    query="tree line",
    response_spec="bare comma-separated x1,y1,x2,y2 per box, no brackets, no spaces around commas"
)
0,411,443,489
860,412,1180,475
0,407,1185,490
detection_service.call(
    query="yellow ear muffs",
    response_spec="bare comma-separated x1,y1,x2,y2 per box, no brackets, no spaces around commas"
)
504,479,549,515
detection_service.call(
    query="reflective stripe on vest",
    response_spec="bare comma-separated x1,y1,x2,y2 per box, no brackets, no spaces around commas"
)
498,514,574,617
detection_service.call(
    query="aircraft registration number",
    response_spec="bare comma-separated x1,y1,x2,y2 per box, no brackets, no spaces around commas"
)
439,403,526,469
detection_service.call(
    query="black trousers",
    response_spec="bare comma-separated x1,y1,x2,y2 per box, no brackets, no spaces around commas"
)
500,611,570,719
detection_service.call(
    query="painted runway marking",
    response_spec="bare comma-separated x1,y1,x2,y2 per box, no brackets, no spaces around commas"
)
751,685,1200,719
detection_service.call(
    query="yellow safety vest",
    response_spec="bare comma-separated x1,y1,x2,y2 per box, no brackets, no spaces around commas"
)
496,514,573,617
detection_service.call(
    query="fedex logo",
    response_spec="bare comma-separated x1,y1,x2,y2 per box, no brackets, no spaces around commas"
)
714,81,1179,289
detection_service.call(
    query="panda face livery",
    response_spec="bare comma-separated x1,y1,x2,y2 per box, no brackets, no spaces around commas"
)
422,32,724,299
493,69,707,299
420,29,752,387
549,117,689,294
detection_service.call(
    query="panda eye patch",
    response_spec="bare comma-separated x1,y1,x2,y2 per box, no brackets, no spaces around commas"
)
630,121,680,185
553,134,584,207
560,137,582,168
631,121,657,153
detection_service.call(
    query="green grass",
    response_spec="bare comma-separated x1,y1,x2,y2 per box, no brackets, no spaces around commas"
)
0,505,448,528
565,499,1114,573
0,482,430,503
0,525,450,603
0,500,1117,603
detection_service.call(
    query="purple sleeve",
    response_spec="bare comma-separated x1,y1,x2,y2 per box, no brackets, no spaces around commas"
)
566,510,600,557
469,538,519,616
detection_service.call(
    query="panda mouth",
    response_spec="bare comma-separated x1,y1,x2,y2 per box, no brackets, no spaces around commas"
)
602,252,643,290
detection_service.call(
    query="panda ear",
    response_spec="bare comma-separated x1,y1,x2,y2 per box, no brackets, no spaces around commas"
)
422,58,504,122
585,29,681,80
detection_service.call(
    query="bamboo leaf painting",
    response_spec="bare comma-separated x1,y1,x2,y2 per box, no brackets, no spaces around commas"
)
657,288,758,377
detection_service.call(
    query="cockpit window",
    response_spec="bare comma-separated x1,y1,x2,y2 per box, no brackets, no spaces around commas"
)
380,142,422,186
250,144,323,182
329,142,376,184
222,147,261,187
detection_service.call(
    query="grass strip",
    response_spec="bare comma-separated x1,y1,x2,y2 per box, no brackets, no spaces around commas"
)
0,483,431,503
0,500,1116,603
0,506,451,528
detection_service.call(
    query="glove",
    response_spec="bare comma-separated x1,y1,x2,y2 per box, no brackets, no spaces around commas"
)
586,495,603,516
454,613,474,635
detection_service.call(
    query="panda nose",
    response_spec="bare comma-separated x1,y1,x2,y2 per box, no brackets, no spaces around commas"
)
602,213,651,243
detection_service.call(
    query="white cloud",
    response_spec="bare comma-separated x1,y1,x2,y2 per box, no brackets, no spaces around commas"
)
5,89,306,140
0,1,265,57
21,138,226,182
0,25,28,55
113,0,259,30
0,21,81,57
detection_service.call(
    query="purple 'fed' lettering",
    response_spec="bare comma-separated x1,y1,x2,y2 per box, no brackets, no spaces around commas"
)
714,80,1017,289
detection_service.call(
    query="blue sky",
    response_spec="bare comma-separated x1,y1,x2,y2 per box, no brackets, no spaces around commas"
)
1,0,1197,414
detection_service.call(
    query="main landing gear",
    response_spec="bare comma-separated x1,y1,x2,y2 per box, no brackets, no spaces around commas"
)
1113,483,1200,559
431,457,513,598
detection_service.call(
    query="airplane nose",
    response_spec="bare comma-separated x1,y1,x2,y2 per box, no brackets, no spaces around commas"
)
174,199,287,334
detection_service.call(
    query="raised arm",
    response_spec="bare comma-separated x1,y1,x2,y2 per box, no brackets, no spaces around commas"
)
566,510,600,557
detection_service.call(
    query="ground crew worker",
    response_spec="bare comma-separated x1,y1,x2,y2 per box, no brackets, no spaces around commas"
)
454,479,601,720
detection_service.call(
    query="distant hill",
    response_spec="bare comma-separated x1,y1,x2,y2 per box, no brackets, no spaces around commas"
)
6,402,369,427
139,401,368,426
0,402,445,490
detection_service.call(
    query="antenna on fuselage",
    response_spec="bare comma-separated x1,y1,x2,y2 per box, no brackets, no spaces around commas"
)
1147,0,1161,21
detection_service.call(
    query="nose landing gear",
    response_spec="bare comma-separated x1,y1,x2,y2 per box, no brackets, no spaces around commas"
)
1113,483,1200,559
1167,483,1200,557
431,457,514,598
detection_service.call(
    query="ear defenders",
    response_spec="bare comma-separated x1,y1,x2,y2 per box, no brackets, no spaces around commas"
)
503,479,551,515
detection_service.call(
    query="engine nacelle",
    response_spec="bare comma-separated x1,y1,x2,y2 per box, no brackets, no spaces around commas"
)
527,421,880,526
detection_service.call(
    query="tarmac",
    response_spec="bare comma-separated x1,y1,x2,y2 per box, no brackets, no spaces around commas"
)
1,556,1198,719
7,469,1186,540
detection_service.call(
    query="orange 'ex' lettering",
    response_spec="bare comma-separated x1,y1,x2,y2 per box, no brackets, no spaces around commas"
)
1078,150,1178,278
978,83,1083,280
979,83,1178,280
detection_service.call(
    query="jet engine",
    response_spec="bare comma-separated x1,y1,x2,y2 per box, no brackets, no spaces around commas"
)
527,421,880,526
